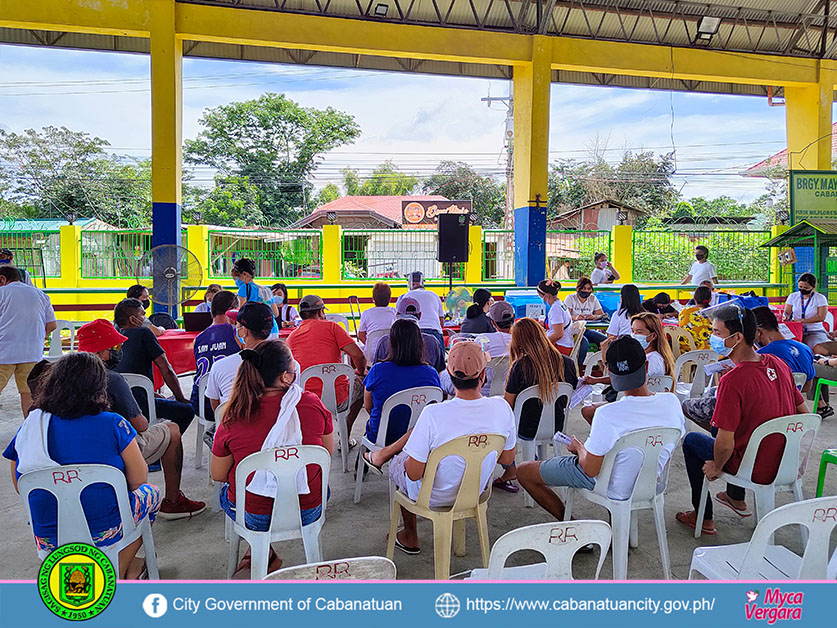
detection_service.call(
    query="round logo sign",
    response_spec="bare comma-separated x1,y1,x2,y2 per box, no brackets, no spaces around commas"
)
403,202,426,224
38,543,116,621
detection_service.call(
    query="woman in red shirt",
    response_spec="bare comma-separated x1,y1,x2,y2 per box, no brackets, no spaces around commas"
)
211,340,333,576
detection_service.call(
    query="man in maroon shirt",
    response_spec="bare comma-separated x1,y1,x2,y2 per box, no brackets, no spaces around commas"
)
676,304,807,535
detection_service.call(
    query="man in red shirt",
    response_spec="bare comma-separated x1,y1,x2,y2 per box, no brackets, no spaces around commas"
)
676,305,807,535
287,295,367,445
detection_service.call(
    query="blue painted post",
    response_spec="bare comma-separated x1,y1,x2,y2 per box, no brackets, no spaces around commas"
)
151,203,182,317
514,200,547,287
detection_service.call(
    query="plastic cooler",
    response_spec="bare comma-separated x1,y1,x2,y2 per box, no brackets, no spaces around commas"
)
504,290,546,320
596,291,621,316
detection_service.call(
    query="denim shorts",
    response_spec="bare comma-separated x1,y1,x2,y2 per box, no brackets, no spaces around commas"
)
538,455,596,490
219,483,323,532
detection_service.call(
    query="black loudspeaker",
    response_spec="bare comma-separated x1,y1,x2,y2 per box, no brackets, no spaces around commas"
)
437,213,470,263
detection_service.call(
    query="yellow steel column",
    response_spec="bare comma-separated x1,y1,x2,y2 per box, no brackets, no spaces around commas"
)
321,224,342,285
465,225,483,284
187,225,210,286
785,73,834,171
512,36,552,286
611,224,633,284
57,225,81,289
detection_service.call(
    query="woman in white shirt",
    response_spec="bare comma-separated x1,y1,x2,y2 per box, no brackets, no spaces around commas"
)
194,284,222,313
590,252,620,285
358,282,396,344
270,283,300,328
564,277,609,365
536,279,576,356
630,312,675,377
784,272,830,350
606,284,643,339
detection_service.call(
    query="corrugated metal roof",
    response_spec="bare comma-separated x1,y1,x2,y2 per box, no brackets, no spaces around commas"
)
761,220,837,246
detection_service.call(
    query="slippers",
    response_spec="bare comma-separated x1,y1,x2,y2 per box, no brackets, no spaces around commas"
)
675,511,716,535
714,492,752,517
363,451,384,476
492,478,519,493
395,538,421,555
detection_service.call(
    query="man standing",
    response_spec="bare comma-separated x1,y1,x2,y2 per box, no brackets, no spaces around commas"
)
372,297,445,372
190,290,239,419
396,271,446,353
676,305,807,535
77,320,205,519
682,245,719,286
0,266,57,414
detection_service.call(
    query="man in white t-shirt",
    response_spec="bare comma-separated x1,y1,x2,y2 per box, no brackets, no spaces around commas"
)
396,271,445,353
362,341,516,554
0,266,57,414
682,245,718,286
519,336,685,518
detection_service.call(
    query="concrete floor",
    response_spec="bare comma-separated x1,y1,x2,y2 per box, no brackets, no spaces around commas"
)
1,377,834,580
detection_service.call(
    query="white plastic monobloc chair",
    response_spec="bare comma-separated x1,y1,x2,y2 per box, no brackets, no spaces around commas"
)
46,320,76,357
695,413,821,538
325,313,351,333
363,328,391,363
690,496,837,580
673,350,718,402
122,373,159,424
792,372,807,389
194,377,211,469
18,464,160,578
564,426,683,580
466,521,611,580
583,350,602,375
647,375,674,393
487,355,511,397
299,363,356,473
226,445,331,580
354,385,442,504
264,556,396,580
512,383,573,508
567,321,587,364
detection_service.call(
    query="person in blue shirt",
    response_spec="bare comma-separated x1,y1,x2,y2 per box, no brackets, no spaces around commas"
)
232,258,279,336
362,319,441,446
752,306,815,393
190,290,240,419
3,352,159,579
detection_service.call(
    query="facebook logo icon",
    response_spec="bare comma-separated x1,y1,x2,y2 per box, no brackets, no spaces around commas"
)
143,594,168,618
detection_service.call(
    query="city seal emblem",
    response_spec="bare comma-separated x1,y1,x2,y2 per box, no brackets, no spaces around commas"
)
38,543,116,621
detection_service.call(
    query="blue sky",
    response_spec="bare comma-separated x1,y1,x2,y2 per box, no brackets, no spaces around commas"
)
0,44,796,201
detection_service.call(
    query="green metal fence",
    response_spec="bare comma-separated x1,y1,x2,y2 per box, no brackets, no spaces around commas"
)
342,229,464,280
81,230,153,279
209,230,323,280
632,229,772,282
0,230,60,279
482,229,611,281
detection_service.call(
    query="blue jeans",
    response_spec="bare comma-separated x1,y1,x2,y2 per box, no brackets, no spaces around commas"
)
682,432,745,521
219,483,323,531
134,392,195,435
584,328,608,346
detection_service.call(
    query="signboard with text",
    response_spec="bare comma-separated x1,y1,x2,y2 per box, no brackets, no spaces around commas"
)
401,200,472,226
789,170,837,222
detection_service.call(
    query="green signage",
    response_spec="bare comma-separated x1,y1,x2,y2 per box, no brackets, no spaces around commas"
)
828,257,837,274
789,170,837,222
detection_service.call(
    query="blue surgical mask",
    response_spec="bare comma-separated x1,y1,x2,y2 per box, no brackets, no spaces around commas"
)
273,294,284,305
709,333,734,357
630,333,650,350
234,277,244,288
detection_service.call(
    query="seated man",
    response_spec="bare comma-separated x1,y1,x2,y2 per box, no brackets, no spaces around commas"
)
642,292,678,318
190,290,239,419
77,320,205,519
374,297,445,372
113,298,195,434
676,305,807,535
125,284,165,336
287,295,367,446
518,336,684,520
363,341,516,553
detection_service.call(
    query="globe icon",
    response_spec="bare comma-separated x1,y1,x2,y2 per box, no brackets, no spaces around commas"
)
435,592,460,619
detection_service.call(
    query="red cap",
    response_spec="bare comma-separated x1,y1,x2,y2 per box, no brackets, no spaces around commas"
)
77,319,128,353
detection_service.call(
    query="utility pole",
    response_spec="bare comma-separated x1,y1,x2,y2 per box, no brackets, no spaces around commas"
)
481,90,514,231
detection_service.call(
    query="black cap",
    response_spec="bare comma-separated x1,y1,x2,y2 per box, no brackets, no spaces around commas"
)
0,248,11,258
605,336,647,392
236,302,274,336
299,294,327,313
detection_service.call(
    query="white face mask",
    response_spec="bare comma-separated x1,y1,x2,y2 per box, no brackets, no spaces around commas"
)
630,333,650,350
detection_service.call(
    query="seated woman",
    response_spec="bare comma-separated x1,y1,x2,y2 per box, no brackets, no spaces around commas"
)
537,279,576,357
679,286,713,351
270,283,300,328
784,272,830,352
493,318,578,492
3,352,159,579
211,340,333,578
563,277,608,366
195,284,222,313
605,284,643,339
363,319,441,446
460,288,495,334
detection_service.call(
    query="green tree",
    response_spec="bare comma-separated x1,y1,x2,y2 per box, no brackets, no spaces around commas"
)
0,126,151,227
422,160,505,227
182,175,264,228
184,93,360,225
343,160,417,196
313,183,341,207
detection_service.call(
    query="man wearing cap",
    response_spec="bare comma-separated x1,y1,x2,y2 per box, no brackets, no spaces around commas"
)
232,258,279,336
642,292,678,318
372,296,445,372
77,320,206,520
396,271,446,353
518,336,685,521
287,295,367,444
362,341,516,553
113,298,195,434
0,249,33,285
0,265,57,415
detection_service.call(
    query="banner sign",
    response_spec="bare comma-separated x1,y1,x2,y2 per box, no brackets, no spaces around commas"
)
789,170,837,222
401,200,472,226
1,580,835,628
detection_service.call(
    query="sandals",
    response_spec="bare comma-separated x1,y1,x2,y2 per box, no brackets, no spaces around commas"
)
363,451,384,476
675,511,716,535
714,492,752,517
818,405,834,420
492,478,520,493
395,538,421,555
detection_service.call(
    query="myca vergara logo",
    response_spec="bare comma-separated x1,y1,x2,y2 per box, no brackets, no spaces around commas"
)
745,588,803,624
38,543,116,621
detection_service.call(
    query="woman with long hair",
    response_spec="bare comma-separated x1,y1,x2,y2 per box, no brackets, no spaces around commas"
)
270,283,300,328
3,352,159,579
211,340,334,578
537,279,576,356
606,284,643,339
493,318,578,491
363,319,441,445
461,288,495,334
630,312,676,377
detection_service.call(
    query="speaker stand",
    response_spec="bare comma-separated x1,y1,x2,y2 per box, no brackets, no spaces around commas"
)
448,262,454,295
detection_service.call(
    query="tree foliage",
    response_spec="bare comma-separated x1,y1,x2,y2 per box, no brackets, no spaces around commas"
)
184,93,360,225
342,160,417,196
182,175,264,228
422,160,505,227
